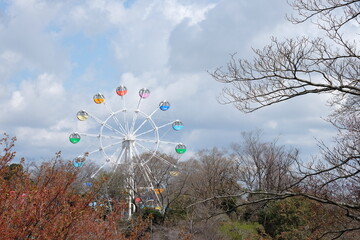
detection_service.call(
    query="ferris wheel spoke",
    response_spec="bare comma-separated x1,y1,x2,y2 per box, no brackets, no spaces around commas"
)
135,128,156,138
132,145,146,164
116,86,130,133
113,115,128,135
103,123,126,136
78,133,100,138
121,96,127,111
88,148,102,155
112,114,127,135
136,94,143,110
151,152,177,167
104,102,115,117
104,103,128,134
91,162,108,178
121,99,130,133
158,140,180,145
108,145,121,161
157,121,176,130
133,118,150,135
87,113,105,125
134,142,174,167
114,147,126,165
151,153,177,168
103,148,124,178
136,138,158,144
136,138,179,146
132,108,159,135
101,134,123,140
141,162,160,185
135,142,156,155
79,132,123,140
101,140,123,151
89,147,124,178
88,113,125,136
129,98,143,133
140,163,162,205
130,111,139,134
132,146,161,201
134,121,173,138
88,141,122,155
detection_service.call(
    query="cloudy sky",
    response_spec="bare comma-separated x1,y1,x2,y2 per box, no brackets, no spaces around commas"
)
0,0,336,164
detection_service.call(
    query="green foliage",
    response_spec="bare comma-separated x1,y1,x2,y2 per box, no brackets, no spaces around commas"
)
219,221,268,240
141,208,164,224
163,206,187,222
258,197,314,240
163,194,192,223
220,197,237,214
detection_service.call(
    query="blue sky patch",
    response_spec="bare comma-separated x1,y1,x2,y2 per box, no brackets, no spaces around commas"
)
0,0,8,10
61,31,120,91
123,0,136,9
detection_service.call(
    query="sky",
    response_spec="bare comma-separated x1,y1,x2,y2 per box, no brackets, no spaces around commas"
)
0,0,336,164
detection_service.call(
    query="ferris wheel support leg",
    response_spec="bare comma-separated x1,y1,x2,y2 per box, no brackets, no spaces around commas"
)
128,176,135,220
142,163,163,210
124,140,136,220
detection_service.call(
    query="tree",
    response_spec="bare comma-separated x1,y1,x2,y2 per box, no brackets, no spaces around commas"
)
231,131,299,192
210,0,360,238
0,133,151,240
185,148,240,217
257,197,348,240
181,147,241,238
211,0,360,113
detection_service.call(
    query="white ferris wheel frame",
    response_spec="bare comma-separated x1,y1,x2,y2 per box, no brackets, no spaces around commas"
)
71,87,185,219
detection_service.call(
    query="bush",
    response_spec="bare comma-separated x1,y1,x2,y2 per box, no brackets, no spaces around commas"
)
141,208,164,224
219,221,269,240
258,197,314,240
0,133,150,240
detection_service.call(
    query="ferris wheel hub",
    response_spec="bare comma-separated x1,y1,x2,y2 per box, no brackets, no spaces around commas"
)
124,134,136,141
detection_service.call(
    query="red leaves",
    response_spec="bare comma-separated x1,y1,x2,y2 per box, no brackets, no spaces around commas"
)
0,134,149,240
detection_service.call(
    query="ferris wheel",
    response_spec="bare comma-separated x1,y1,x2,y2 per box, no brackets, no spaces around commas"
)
69,86,186,219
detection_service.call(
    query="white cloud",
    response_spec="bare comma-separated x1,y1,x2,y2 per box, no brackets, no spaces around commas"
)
15,127,66,148
9,91,24,110
110,0,217,74
162,0,216,25
0,50,23,82
0,0,69,81
0,73,66,128
267,121,278,129
168,0,291,73
0,0,338,164
1,50,22,63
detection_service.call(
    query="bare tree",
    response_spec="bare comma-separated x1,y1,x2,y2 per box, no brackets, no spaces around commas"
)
184,148,240,219
211,1,360,113
137,152,189,220
209,0,360,238
232,131,299,192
